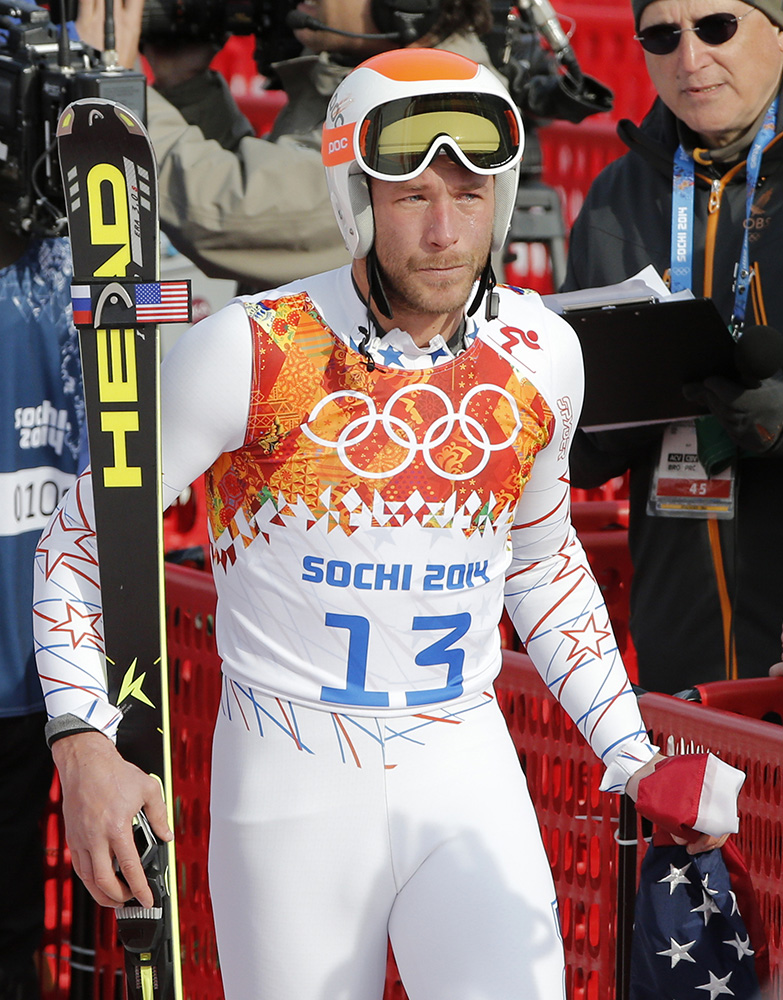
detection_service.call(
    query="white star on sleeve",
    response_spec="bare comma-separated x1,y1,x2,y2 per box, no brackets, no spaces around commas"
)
695,970,735,998
658,863,692,894
656,937,697,968
723,933,755,960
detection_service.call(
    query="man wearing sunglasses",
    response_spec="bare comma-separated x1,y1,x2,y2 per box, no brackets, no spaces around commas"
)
563,0,783,695
34,47,743,1000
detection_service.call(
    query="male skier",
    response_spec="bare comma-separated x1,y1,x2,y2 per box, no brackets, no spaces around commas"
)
34,48,740,1000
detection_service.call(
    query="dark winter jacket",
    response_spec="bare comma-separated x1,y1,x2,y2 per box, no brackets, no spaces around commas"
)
563,95,783,693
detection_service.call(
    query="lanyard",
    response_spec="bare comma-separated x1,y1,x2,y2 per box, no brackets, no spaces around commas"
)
670,98,778,336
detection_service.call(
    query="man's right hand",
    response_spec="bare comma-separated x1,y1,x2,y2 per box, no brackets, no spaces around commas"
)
143,41,219,90
52,731,173,909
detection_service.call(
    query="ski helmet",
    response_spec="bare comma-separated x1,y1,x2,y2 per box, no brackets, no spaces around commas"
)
322,48,524,259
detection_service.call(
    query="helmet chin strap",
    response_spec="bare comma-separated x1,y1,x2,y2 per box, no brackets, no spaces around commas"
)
366,247,394,320
366,250,498,326
468,259,499,321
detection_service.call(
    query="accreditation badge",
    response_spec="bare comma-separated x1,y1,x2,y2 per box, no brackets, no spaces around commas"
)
648,421,735,519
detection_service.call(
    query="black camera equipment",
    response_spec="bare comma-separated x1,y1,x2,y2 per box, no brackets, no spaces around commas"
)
135,1,440,80
286,0,440,45
128,0,303,83
486,0,613,130
139,0,265,43
484,1,614,288
0,0,146,236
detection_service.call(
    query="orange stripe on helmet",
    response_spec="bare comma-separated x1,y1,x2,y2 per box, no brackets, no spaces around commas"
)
360,48,478,82
322,122,356,165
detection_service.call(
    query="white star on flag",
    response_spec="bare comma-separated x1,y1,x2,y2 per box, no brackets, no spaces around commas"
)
701,873,719,897
695,969,734,998
658,862,692,895
723,933,754,960
656,937,697,968
691,890,722,925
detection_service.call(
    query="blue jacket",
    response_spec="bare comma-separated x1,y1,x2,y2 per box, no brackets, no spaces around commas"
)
1,238,84,716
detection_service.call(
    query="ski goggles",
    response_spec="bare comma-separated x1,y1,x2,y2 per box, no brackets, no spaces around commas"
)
634,8,756,54
326,93,522,181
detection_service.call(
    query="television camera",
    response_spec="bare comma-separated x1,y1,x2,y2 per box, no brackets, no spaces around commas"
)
0,0,145,236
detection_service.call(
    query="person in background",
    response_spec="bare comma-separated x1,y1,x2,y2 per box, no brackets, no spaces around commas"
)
74,0,497,290
562,0,783,694
0,225,84,998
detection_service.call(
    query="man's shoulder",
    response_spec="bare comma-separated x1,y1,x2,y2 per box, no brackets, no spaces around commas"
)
479,284,580,362
236,266,354,337
246,265,350,306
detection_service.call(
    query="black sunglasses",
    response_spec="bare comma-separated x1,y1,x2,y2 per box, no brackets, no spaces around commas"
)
635,8,756,54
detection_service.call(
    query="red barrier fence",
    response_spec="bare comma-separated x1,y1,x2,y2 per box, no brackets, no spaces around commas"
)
40,565,782,999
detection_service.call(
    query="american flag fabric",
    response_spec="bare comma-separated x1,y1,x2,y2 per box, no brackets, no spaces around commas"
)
634,753,744,842
630,840,767,999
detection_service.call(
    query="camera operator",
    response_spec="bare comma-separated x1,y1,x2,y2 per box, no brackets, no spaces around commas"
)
75,0,500,290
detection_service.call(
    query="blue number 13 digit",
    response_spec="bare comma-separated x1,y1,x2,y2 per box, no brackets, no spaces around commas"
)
320,612,470,708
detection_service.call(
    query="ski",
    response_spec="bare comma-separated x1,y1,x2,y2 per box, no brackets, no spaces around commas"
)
57,99,188,1000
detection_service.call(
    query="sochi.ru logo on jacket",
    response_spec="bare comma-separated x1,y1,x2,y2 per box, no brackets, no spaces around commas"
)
14,399,71,456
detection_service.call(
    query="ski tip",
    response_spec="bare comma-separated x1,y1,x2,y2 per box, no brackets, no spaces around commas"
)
57,99,147,140
57,106,76,137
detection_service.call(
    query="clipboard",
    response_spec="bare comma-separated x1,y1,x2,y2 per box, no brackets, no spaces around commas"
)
563,297,739,430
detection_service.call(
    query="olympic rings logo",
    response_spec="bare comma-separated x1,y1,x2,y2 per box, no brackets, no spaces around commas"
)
301,383,523,481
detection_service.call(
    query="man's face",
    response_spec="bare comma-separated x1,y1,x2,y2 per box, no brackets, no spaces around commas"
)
639,0,783,147
370,156,495,321
291,0,390,56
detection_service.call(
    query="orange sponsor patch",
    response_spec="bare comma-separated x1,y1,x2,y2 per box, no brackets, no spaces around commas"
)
322,122,355,165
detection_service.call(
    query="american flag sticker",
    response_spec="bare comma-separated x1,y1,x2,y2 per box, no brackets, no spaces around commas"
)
135,281,192,324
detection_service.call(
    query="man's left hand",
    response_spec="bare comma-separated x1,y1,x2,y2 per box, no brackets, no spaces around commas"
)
626,753,732,855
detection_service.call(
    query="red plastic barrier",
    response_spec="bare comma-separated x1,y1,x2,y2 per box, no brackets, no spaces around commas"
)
571,500,629,532
209,35,258,87
39,773,72,1000
694,677,783,726
163,474,210,555
569,500,636,683
538,118,628,230
499,655,622,1000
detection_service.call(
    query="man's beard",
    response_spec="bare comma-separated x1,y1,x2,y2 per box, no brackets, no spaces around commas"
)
375,247,491,318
